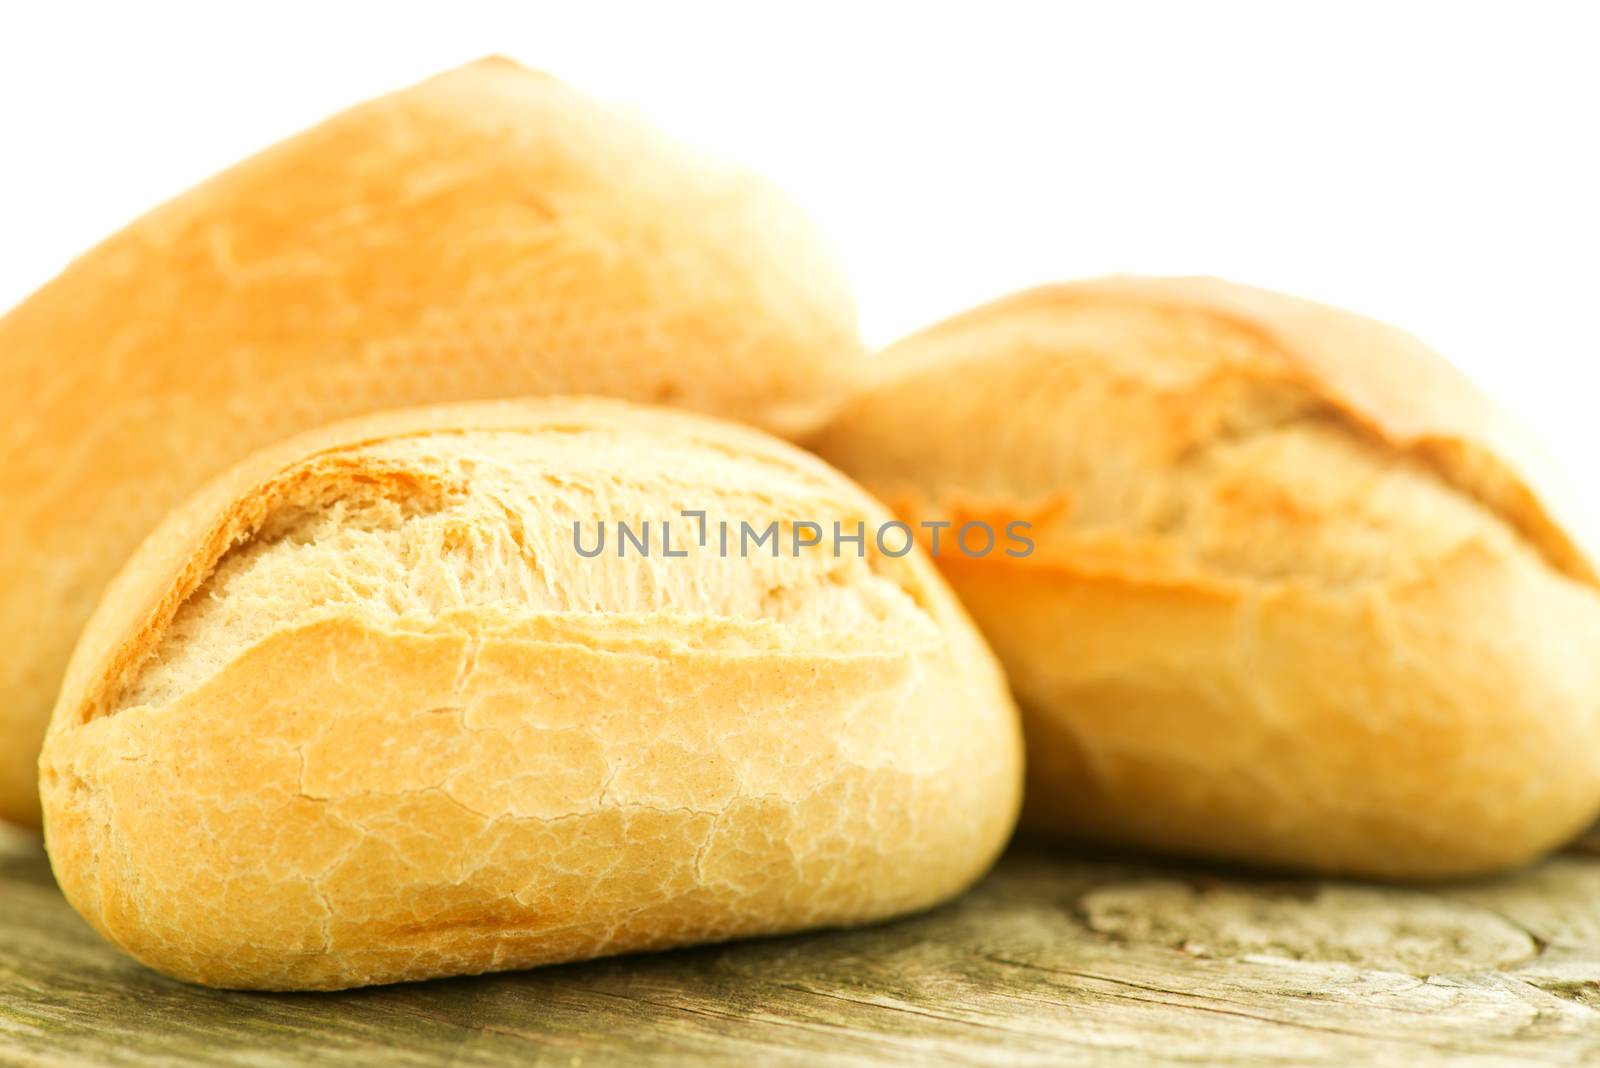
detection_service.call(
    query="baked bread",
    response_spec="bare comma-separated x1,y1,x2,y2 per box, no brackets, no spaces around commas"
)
0,57,861,826
38,398,1021,990
810,275,1600,878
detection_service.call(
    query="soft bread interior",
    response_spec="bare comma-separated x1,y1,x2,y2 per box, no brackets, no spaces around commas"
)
118,428,941,714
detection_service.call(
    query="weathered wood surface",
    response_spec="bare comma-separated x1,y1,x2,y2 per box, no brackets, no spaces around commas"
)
3,824,1599,1067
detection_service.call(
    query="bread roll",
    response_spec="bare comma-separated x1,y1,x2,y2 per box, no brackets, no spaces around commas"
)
810,276,1600,878
38,398,1021,990
0,57,862,826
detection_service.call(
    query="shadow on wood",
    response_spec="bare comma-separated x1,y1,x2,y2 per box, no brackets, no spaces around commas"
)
3,824,1599,1066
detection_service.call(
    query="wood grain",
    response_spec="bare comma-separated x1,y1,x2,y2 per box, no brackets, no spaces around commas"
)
4,824,1599,1066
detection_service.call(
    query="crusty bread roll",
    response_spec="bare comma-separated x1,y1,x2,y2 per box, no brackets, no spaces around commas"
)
810,276,1600,878
0,57,861,826
38,398,1021,990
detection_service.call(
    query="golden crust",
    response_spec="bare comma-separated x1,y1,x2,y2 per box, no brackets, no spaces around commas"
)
890,277,1596,585
810,276,1600,878
40,397,1021,990
0,57,862,825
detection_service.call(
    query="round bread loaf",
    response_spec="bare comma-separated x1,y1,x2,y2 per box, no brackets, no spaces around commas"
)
810,275,1600,879
38,398,1021,990
0,57,861,826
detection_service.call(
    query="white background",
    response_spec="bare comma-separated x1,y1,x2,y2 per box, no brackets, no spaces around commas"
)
2,2,1596,506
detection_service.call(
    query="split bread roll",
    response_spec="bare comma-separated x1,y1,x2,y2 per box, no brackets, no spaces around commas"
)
0,57,861,826
39,398,1022,990
811,276,1600,879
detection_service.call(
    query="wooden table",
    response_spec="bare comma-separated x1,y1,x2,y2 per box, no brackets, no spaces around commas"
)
4,823,1598,1066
